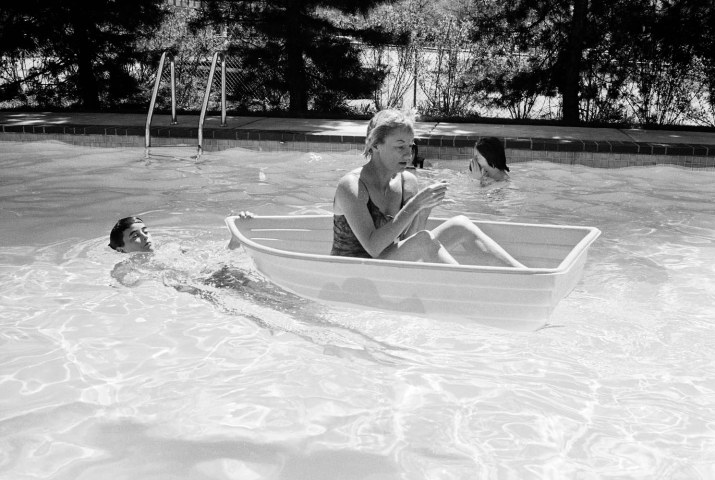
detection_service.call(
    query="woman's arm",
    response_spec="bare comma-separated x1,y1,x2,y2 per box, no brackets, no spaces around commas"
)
401,172,444,238
335,173,424,257
402,171,421,238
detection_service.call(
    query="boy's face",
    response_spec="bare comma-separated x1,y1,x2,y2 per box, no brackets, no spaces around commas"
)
120,222,154,253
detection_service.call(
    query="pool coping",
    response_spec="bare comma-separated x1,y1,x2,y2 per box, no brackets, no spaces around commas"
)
3,121,714,157
2,113,715,169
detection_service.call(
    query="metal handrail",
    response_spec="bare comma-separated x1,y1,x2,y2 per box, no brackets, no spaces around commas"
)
145,52,166,149
145,51,178,151
220,54,227,126
170,59,178,125
197,52,228,155
197,51,219,156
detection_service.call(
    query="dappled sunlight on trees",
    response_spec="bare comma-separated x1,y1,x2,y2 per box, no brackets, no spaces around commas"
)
195,0,391,113
0,0,166,109
1,0,713,126
468,0,715,126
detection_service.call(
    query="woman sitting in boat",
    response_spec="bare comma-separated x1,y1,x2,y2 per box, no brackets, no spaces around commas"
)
331,109,525,267
469,136,511,183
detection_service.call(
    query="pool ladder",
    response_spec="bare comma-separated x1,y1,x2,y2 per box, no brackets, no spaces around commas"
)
145,51,228,157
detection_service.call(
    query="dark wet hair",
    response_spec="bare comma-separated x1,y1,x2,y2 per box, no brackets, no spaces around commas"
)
109,216,144,251
476,137,509,172
411,142,424,168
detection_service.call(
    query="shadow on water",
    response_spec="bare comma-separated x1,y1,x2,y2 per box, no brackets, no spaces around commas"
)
111,252,409,366
59,417,398,480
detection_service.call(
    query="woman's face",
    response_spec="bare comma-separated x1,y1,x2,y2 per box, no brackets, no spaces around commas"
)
373,128,415,172
120,222,154,253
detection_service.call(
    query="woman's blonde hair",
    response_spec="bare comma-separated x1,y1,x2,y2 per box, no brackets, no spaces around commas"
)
363,109,414,158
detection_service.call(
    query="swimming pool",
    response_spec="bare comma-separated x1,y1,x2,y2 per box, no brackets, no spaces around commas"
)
1,140,714,479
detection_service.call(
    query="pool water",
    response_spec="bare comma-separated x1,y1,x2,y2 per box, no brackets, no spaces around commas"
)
1,140,714,479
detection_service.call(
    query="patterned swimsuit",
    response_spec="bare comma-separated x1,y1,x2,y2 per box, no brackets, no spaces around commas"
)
331,174,406,258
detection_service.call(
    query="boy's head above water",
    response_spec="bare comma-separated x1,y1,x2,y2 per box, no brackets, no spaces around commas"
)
109,216,154,253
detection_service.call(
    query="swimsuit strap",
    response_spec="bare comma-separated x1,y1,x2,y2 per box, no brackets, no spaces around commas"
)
358,171,406,215
331,172,409,258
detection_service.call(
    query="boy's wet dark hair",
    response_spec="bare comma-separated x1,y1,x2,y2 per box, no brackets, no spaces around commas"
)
476,137,509,172
109,216,143,251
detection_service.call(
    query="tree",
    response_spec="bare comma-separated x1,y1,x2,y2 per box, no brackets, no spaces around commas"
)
358,0,422,111
468,0,715,126
468,0,595,125
137,6,227,111
587,0,715,125
360,0,491,116
196,0,395,113
0,0,165,109
657,0,715,125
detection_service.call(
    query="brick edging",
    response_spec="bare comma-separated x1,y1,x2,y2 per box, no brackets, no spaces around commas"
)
2,122,714,157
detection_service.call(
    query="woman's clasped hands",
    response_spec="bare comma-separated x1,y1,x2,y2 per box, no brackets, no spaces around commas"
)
407,181,449,212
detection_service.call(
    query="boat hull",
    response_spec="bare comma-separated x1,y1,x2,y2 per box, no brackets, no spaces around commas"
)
225,215,600,330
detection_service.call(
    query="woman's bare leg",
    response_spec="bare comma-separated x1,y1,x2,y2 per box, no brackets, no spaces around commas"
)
380,230,458,264
431,216,526,268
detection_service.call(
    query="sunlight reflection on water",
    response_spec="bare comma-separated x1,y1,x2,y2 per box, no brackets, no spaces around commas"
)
1,141,714,479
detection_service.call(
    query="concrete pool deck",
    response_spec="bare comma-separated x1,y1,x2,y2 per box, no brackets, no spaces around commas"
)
2,111,715,167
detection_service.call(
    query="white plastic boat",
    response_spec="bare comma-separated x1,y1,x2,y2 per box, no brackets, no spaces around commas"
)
225,215,600,330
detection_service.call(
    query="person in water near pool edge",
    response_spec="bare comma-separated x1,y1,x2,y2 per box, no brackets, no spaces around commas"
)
109,216,154,253
469,136,510,182
409,142,425,169
330,108,525,267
